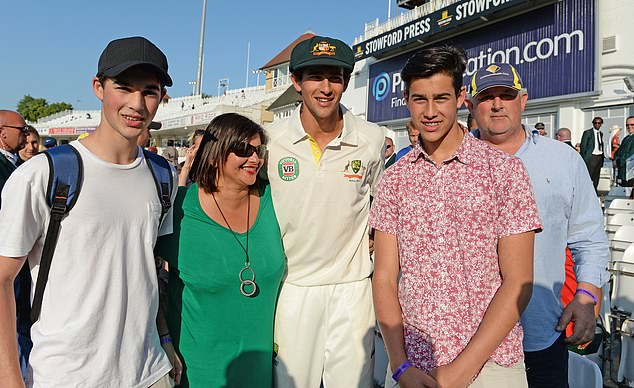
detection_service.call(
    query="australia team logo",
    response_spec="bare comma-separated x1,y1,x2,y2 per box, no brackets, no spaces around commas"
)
372,72,390,102
343,159,366,182
278,157,299,181
311,41,336,56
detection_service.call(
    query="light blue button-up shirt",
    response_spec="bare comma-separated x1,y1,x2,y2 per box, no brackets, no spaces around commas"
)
476,127,610,352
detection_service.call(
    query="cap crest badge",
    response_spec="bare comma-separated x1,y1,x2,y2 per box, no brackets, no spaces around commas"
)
312,41,336,56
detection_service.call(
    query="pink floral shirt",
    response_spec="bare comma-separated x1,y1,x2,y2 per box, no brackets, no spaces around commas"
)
369,132,542,372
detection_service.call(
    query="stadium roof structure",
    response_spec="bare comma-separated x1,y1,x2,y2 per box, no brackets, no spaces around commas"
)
260,32,315,70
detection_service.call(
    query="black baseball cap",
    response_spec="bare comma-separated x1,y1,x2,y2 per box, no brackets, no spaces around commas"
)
534,122,545,129
97,36,173,87
148,121,162,130
289,36,354,73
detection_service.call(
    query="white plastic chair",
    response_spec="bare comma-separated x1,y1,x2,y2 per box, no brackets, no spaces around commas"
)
611,227,634,261
607,199,634,225
611,247,634,315
568,351,603,388
618,320,634,386
607,187,632,199
601,280,612,334
606,213,634,242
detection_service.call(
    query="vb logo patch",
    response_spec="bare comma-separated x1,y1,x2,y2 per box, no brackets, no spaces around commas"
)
278,157,299,181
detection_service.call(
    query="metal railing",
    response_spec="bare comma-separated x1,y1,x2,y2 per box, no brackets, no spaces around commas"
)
272,75,291,89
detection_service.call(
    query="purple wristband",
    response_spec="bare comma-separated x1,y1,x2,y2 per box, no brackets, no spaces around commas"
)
160,335,172,345
576,288,598,304
392,360,412,382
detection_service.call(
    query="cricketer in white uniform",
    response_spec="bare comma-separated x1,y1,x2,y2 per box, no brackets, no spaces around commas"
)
266,35,385,388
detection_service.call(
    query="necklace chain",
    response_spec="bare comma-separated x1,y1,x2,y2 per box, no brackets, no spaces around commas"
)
211,192,250,264
211,191,257,297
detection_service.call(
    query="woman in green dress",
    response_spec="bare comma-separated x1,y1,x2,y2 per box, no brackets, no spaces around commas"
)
156,113,285,387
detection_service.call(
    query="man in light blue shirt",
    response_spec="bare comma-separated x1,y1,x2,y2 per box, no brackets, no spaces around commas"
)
394,120,419,162
466,63,609,388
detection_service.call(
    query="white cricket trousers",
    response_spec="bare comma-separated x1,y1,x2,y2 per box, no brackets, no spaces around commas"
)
273,278,375,388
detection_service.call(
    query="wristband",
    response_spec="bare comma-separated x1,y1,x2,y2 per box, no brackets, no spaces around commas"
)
392,360,412,382
576,288,598,304
160,335,172,345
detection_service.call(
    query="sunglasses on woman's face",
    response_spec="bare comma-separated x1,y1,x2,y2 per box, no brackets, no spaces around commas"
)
230,142,267,159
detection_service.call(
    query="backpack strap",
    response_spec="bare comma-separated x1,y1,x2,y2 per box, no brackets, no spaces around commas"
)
30,144,83,323
142,149,173,225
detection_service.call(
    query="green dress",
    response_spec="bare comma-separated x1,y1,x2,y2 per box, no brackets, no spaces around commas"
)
156,182,285,387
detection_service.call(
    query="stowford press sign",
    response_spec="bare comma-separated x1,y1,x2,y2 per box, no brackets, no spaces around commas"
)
353,0,524,60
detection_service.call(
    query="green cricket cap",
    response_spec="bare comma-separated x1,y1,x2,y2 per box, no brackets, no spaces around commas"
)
289,36,354,73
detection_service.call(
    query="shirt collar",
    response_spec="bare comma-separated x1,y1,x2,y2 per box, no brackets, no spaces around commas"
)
408,128,474,165
0,148,18,166
471,125,537,157
288,103,358,146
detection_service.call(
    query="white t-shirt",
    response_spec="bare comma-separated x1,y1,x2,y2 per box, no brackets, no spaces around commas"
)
0,141,176,387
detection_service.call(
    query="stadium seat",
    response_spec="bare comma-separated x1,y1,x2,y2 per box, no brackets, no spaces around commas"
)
568,350,603,388
606,213,634,242
618,320,634,386
611,245,634,315
611,226,634,261
607,199,634,225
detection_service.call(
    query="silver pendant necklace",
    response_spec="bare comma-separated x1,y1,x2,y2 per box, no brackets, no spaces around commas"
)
211,191,257,297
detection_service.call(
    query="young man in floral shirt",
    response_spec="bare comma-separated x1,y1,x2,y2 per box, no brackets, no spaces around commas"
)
370,46,542,388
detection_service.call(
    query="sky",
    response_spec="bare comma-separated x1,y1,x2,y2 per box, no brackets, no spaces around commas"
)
1,1,399,112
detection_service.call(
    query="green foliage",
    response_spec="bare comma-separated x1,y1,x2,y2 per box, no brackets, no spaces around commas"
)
17,95,73,122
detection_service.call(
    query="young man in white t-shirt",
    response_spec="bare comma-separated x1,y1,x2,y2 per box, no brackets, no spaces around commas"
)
0,37,178,388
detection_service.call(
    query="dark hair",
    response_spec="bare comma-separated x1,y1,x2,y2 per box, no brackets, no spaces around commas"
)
291,67,353,85
627,116,634,121
189,113,266,193
26,125,40,140
401,45,467,97
592,117,603,124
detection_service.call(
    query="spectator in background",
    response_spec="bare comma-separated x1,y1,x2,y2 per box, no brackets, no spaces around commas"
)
394,120,419,162
0,110,29,379
555,128,575,149
0,110,27,196
384,128,396,168
535,122,546,136
614,116,634,186
162,139,178,166
178,129,205,187
466,113,478,133
579,116,605,191
17,125,40,164
137,121,161,149
610,125,621,182
42,136,57,150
